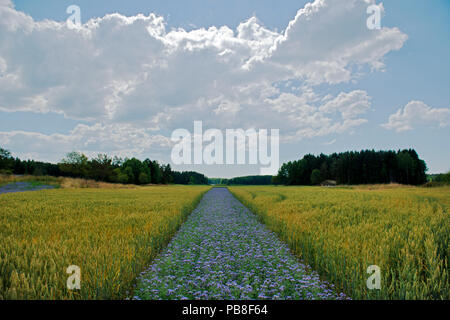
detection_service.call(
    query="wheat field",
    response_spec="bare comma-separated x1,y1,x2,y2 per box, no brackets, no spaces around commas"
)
229,185,450,300
0,185,210,299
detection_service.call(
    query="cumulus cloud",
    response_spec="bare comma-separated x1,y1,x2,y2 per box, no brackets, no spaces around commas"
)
0,0,408,160
0,0,12,8
269,0,407,84
323,139,337,146
0,123,172,162
382,101,450,132
320,90,371,120
264,89,371,141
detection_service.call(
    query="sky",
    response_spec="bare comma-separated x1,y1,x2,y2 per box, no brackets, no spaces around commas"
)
0,0,449,178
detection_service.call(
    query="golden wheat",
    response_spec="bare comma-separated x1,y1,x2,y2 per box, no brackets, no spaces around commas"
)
229,185,450,300
0,185,210,299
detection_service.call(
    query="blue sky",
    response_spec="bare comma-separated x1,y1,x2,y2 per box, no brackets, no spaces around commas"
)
0,0,449,177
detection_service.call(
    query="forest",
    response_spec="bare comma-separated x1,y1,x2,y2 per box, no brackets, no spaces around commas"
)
2,147,445,187
272,149,429,186
0,147,208,185
209,176,274,185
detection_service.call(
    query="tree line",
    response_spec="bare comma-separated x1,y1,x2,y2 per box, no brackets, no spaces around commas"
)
0,147,209,185
427,172,450,185
209,175,273,185
273,149,428,186
172,171,209,185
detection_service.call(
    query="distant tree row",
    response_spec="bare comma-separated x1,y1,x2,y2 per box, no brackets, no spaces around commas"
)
172,171,209,185
1,148,61,176
273,149,428,186
58,152,176,185
0,147,209,185
427,172,450,184
208,178,227,185
208,176,273,185
226,175,274,185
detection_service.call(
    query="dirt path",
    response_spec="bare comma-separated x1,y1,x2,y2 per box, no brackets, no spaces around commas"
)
132,188,348,300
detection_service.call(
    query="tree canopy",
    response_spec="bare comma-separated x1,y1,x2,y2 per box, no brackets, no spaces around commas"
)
0,147,208,185
273,149,428,186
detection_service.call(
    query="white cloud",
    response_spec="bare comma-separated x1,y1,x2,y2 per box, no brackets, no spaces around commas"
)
0,123,172,162
0,0,408,160
263,89,371,141
382,101,450,132
0,0,12,8
320,90,371,120
268,0,407,84
323,138,337,146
